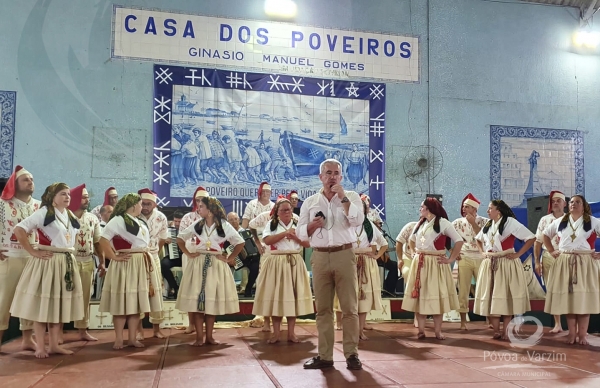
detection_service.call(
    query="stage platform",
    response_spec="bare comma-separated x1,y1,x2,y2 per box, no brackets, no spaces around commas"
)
1,321,600,387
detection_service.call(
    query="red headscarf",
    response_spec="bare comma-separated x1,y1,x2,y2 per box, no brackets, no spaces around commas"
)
103,187,118,206
548,190,566,214
258,182,271,198
68,184,86,212
192,186,209,211
1,165,32,200
424,197,448,220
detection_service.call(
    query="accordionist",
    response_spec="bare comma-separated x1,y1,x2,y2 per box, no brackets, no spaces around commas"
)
160,210,184,299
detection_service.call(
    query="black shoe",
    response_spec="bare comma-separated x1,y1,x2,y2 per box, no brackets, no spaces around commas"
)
303,356,334,369
346,354,362,370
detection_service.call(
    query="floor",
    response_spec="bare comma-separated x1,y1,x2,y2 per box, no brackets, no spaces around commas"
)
1,321,599,387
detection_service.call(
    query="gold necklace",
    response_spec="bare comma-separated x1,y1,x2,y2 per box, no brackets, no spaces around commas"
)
355,225,364,246
568,217,582,242
490,218,502,246
204,223,216,249
419,218,435,245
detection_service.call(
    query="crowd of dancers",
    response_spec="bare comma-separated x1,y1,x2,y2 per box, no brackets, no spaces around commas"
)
1,160,599,369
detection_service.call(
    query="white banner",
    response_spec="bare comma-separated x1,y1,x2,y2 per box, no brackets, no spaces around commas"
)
112,6,419,82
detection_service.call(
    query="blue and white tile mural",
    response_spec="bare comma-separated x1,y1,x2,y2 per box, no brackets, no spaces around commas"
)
153,65,386,218
0,91,17,178
490,125,584,207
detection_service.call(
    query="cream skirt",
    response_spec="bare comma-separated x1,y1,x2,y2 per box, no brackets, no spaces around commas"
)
99,251,162,316
176,252,239,315
10,248,84,323
402,250,459,315
252,251,314,317
356,251,383,314
544,251,600,315
473,250,530,316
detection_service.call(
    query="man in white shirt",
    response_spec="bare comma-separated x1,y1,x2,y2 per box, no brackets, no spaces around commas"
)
0,166,40,352
69,184,103,341
91,187,118,221
534,190,567,334
138,188,170,339
99,205,113,228
451,193,488,330
297,159,364,371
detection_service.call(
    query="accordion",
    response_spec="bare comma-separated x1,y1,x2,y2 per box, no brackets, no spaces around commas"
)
224,229,260,270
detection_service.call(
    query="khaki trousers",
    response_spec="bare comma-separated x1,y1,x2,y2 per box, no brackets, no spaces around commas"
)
0,256,33,331
311,248,358,360
74,259,95,329
541,250,556,287
457,254,483,313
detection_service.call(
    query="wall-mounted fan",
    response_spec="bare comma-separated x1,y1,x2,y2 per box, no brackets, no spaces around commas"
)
402,145,443,183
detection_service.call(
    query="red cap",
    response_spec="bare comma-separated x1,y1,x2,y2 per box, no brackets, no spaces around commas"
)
103,187,118,206
461,193,481,216
68,184,87,212
1,165,32,200
258,182,271,198
548,191,566,214
192,186,209,211
287,190,299,200
138,188,157,202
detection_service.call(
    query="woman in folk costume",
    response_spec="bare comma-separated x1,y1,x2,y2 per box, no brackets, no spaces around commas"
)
404,197,463,340
98,193,162,350
10,183,84,358
353,198,384,340
473,200,535,340
543,195,600,345
178,186,210,335
252,196,313,344
176,196,245,346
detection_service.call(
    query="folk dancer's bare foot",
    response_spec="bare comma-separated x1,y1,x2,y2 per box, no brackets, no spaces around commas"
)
549,326,563,334
492,333,502,340
261,325,272,333
128,340,145,348
205,338,221,345
359,332,369,340
153,330,166,339
136,331,145,341
21,337,37,351
49,345,74,355
364,324,373,331
267,333,280,344
113,340,125,350
79,331,98,341
35,347,49,358
434,333,446,340
191,340,204,347
287,334,300,343
417,331,426,340
184,326,195,334
460,322,468,330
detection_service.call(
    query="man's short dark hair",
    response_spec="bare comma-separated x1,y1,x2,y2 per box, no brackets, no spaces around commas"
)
173,210,185,219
